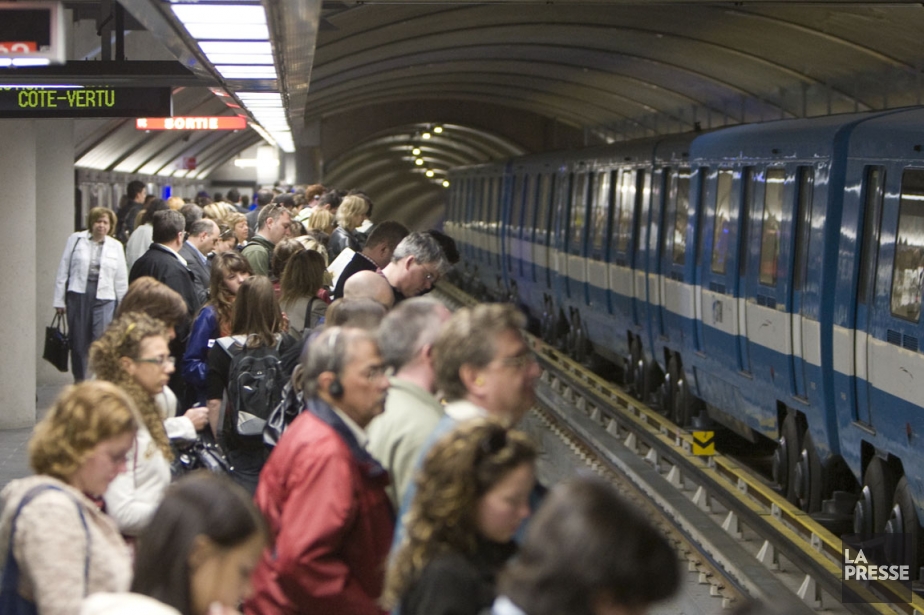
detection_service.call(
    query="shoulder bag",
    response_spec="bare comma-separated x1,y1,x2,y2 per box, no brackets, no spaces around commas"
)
0,485,90,614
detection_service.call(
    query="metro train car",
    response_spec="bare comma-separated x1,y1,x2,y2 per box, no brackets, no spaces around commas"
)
444,108,924,577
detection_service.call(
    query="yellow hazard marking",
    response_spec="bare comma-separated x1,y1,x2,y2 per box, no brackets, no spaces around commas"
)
692,431,715,456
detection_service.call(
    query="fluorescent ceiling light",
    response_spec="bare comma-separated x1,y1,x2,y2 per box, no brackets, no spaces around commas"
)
11,58,51,67
203,54,273,65
171,5,266,25
184,24,267,39
215,65,277,79
199,41,272,55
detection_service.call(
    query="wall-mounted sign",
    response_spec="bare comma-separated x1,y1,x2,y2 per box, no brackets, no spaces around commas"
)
136,116,247,130
0,86,172,118
0,2,66,66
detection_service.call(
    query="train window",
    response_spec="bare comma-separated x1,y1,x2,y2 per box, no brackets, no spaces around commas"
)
890,169,924,322
569,173,589,254
590,171,611,260
614,169,637,253
792,167,815,292
672,167,692,265
759,168,784,286
857,167,885,305
711,169,734,274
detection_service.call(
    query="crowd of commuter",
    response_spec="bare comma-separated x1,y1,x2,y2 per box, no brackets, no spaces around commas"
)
2,181,685,615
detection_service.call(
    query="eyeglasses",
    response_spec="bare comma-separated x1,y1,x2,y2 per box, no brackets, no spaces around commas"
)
496,352,537,370
133,355,175,367
219,228,235,240
362,364,392,381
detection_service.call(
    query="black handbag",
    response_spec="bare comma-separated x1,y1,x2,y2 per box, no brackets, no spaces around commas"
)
42,314,69,373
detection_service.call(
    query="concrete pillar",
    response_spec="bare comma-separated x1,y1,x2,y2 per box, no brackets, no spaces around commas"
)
0,119,74,428
0,121,38,428
294,145,323,184
35,120,76,390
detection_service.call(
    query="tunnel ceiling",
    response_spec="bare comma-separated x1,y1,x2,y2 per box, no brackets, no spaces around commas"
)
35,1,924,226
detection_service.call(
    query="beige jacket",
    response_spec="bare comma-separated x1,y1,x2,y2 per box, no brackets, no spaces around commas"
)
0,475,132,615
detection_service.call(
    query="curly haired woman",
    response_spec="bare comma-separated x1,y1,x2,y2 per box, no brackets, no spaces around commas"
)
383,419,537,615
90,312,191,539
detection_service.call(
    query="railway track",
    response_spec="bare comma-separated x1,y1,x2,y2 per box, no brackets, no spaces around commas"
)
434,282,924,615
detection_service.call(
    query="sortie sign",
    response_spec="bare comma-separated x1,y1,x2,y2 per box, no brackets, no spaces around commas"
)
136,116,247,130
0,86,172,118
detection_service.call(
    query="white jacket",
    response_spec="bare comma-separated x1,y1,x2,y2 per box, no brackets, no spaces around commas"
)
81,592,181,615
125,223,153,271
104,392,196,537
53,231,128,308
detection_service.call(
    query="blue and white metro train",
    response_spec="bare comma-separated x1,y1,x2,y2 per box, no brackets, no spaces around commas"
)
444,108,924,576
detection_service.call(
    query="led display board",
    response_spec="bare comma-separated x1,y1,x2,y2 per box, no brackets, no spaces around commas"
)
136,116,247,130
0,2,66,66
0,86,172,118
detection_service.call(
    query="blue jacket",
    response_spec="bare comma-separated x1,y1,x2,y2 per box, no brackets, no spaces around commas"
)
182,305,218,406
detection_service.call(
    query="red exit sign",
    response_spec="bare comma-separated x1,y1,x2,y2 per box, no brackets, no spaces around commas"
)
136,116,247,130
0,41,37,53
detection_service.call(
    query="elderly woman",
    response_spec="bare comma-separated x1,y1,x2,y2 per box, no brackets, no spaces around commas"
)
384,420,537,615
226,211,249,248
328,195,368,261
0,381,138,615
53,206,129,382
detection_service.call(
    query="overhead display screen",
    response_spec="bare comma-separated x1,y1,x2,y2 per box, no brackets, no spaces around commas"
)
0,86,172,118
0,2,66,65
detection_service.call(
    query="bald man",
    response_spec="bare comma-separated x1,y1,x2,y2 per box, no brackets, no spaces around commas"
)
343,270,395,309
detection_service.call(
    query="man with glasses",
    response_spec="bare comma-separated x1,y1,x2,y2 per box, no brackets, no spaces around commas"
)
242,203,291,277
247,327,394,615
381,231,450,304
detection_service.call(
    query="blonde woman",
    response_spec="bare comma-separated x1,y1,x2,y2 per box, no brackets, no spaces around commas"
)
328,195,368,260
0,381,138,615
383,419,537,615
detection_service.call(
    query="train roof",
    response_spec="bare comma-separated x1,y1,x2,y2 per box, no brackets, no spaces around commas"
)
846,107,924,162
689,111,891,163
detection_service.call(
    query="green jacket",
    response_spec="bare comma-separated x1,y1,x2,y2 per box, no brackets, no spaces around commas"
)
241,235,275,277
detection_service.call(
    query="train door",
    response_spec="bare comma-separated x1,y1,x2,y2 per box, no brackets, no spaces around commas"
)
520,174,536,279
864,168,924,430
488,175,502,271
587,169,612,310
566,171,590,304
647,168,668,338
693,167,709,353
660,167,693,345
852,166,886,425
790,167,815,400
507,173,527,279
532,173,555,290
699,167,751,373
550,171,573,302
609,168,643,325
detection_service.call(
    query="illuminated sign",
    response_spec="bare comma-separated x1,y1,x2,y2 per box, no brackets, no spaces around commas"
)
136,116,247,130
0,86,172,118
0,2,66,66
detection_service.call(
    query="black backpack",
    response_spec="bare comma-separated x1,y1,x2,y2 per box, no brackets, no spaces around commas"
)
218,335,286,441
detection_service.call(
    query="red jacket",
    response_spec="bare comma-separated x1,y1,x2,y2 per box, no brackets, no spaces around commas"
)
246,404,394,615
